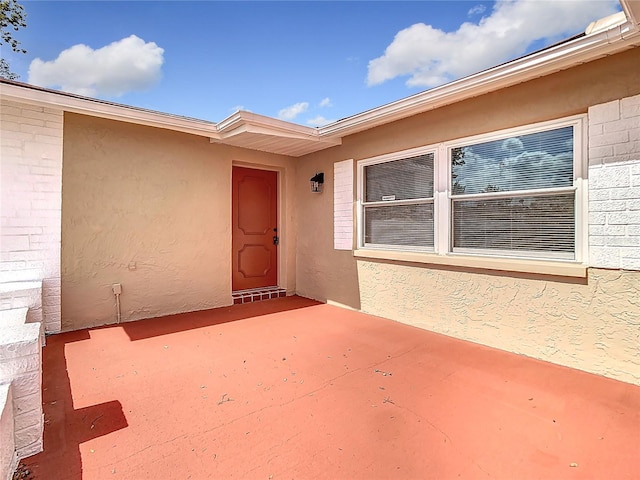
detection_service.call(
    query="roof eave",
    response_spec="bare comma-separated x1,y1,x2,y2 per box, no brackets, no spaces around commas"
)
2,0,638,156
318,16,640,139
209,110,341,156
0,80,220,138
216,111,318,137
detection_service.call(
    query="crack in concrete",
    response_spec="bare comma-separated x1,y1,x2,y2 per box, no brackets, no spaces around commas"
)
97,431,190,469
387,400,492,478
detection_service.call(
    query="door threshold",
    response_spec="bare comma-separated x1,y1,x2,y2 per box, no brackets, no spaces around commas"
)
232,286,286,304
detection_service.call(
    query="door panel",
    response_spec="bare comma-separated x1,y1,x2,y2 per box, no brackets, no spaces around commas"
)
232,167,278,290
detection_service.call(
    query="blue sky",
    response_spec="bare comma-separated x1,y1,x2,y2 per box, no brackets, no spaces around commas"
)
7,0,621,126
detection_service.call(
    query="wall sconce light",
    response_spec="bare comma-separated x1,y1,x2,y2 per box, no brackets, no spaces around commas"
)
310,172,324,193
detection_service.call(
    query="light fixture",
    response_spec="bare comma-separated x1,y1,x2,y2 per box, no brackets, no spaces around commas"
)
310,172,324,193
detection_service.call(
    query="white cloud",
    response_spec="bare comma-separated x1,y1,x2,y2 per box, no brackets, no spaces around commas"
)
367,0,619,88
501,137,524,154
306,115,336,127
453,130,574,195
28,35,164,97
468,4,487,16
319,97,332,108
278,102,309,120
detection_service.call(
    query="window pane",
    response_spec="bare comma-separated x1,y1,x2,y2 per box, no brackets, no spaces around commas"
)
452,194,575,255
451,126,574,195
365,204,434,247
365,154,434,202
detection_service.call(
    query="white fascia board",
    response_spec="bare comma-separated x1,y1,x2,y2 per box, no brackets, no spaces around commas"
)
0,82,219,138
319,19,640,139
214,111,323,139
0,82,339,153
211,110,341,146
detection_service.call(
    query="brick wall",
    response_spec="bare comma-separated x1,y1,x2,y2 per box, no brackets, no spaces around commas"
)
588,95,640,271
0,383,17,480
0,282,43,325
0,100,63,333
0,322,43,459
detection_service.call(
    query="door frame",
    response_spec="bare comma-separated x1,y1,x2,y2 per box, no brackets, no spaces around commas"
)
231,162,286,292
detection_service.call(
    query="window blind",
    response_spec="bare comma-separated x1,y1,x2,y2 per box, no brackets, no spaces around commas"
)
363,153,435,248
365,204,434,247
366,154,434,202
452,194,575,256
451,127,573,195
450,125,576,258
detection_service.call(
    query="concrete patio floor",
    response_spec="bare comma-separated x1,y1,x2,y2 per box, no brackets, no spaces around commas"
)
24,296,640,479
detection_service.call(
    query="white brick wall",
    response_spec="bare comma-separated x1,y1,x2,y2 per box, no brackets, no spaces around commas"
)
334,159,354,250
0,282,45,348
1,100,63,333
0,383,18,480
588,95,640,270
0,322,43,460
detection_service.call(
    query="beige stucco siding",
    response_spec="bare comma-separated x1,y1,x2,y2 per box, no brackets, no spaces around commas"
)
357,263,640,384
62,113,296,331
295,47,640,385
295,168,361,310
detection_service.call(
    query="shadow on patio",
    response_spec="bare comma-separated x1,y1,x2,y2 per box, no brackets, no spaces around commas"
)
24,296,640,479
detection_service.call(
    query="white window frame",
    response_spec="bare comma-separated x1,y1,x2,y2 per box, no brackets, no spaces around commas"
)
357,145,438,252
356,114,588,269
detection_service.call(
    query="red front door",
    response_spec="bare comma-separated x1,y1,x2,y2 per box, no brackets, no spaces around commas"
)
232,167,278,291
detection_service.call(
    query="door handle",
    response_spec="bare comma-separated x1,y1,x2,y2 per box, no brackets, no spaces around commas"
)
273,235,279,246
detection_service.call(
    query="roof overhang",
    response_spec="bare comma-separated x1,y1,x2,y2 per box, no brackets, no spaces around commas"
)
0,81,220,138
1,0,639,157
209,111,340,157
317,1,640,138
0,81,340,157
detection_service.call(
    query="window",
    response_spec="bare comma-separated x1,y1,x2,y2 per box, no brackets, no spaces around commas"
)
450,125,576,259
361,152,435,249
357,116,586,265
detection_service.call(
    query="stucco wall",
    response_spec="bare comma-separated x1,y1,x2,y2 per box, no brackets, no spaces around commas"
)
295,47,640,384
356,263,640,384
62,113,296,331
295,159,361,310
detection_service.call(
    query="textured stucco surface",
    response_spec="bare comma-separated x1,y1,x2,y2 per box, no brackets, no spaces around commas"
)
295,48,640,384
357,262,640,385
296,48,640,309
62,113,296,331
295,155,361,309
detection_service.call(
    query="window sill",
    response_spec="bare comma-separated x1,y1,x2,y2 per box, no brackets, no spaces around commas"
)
353,249,587,278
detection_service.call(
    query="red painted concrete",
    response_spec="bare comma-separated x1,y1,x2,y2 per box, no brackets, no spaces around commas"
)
25,296,640,479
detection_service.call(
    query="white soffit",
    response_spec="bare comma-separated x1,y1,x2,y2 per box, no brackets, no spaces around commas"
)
0,81,340,157
209,111,341,157
1,0,638,157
